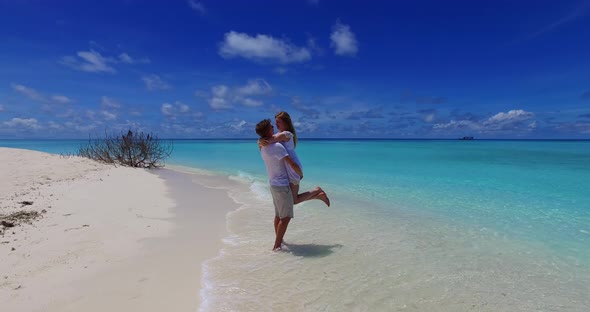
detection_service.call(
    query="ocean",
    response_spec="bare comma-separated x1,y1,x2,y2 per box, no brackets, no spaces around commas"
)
2,139,590,311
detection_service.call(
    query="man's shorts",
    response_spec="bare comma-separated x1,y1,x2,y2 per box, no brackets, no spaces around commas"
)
270,185,294,219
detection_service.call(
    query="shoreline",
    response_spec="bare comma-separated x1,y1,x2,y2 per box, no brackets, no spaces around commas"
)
0,148,239,311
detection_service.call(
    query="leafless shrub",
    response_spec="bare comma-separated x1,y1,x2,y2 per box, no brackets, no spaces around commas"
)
77,130,173,168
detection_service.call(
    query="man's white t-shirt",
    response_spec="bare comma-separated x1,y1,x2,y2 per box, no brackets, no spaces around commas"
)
260,142,290,187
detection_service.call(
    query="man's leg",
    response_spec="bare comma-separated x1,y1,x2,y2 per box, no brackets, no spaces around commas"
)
274,216,280,236
270,185,294,251
274,215,288,245
273,217,291,251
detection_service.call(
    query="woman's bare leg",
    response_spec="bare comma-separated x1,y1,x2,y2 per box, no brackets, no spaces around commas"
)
290,183,301,204
291,184,330,207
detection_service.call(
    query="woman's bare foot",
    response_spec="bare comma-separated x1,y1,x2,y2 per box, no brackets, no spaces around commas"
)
317,191,330,207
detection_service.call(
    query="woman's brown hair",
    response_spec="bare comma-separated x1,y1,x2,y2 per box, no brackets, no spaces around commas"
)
275,111,297,147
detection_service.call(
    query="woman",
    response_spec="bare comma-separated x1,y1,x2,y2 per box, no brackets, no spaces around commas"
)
259,111,330,207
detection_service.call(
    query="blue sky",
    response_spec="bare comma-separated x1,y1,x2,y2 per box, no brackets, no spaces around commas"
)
1,0,589,139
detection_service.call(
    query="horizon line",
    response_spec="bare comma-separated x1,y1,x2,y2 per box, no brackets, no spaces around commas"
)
1,138,589,141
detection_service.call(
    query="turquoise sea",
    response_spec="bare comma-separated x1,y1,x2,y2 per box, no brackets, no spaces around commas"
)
2,139,590,311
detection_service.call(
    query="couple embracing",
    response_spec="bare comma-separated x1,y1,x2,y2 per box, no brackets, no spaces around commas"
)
255,111,330,251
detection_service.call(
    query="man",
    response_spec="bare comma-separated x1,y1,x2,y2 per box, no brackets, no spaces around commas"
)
255,119,303,251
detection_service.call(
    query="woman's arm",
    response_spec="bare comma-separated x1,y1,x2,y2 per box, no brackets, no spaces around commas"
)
274,131,292,142
258,131,292,148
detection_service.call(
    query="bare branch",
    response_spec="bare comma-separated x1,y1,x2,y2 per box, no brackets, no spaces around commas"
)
77,129,173,168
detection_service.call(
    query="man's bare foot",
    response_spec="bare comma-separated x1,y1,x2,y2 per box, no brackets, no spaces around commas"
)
272,246,282,252
317,191,330,207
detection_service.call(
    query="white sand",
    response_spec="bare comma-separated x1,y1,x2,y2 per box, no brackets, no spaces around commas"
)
0,148,237,311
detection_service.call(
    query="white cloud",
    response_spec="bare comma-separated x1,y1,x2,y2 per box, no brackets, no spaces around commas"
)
101,110,117,120
12,84,73,105
160,109,207,135
199,125,219,133
236,79,272,96
208,80,272,110
64,121,98,132
61,48,149,73
330,21,358,56
528,121,537,129
161,103,174,116
142,74,171,91
61,50,116,73
212,85,229,97
293,121,319,133
433,109,535,133
101,96,121,109
161,101,191,118
209,85,232,110
209,97,231,110
240,98,263,107
118,53,134,63
484,109,534,124
118,53,150,64
433,120,480,130
481,109,535,132
178,102,190,113
11,83,44,101
48,121,62,129
52,95,72,104
4,117,41,129
219,31,311,64
230,120,247,131
188,0,206,14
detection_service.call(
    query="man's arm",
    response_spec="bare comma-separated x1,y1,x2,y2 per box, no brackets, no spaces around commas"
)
283,155,303,178
258,132,292,148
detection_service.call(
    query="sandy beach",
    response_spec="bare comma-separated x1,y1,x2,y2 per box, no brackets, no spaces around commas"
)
0,147,237,311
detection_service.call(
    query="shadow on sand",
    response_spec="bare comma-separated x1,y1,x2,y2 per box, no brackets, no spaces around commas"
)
283,243,343,258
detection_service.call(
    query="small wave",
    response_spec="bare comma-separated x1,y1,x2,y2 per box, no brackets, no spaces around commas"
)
227,171,270,201
199,258,215,312
166,164,218,176
222,234,240,246
250,181,271,201
228,170,257,183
